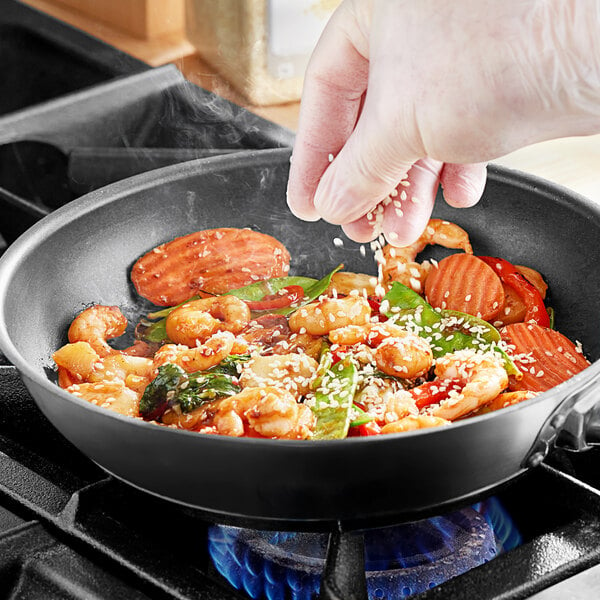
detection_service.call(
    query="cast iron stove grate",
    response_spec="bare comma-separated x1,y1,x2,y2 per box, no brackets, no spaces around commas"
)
2,364,600,599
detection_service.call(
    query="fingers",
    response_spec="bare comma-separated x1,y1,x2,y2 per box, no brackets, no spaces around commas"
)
440,162,487,208
311,100,417,225
342,158,442,246
381,159,443,246
286,4,369,222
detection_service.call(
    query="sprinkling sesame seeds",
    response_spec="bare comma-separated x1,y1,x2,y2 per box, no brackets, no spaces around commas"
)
409,277,421,292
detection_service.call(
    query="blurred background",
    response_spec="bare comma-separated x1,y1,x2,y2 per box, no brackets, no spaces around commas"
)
20,0,600,202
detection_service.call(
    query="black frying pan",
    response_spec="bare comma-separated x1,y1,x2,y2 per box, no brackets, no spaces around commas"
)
0,148,599,530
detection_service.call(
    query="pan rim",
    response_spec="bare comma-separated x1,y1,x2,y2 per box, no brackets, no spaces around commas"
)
0,148,598,446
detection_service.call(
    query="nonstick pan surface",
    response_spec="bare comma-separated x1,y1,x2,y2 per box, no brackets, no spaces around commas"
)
0,148,599,530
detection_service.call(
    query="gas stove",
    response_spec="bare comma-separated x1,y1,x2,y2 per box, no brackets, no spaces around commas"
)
2,2,600,598
2,361,600,600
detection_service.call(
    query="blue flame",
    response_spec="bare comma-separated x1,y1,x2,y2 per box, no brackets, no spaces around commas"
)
473,497,522,552
209,498,520,599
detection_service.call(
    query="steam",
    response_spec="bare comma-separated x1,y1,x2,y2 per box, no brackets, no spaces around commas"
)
159,80,259,150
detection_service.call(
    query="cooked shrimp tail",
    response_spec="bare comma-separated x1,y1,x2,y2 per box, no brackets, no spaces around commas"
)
68,305,127,357
381,218,472,292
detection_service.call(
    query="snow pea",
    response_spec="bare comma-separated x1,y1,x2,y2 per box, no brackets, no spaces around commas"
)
383,282,520,375
310,353,359,440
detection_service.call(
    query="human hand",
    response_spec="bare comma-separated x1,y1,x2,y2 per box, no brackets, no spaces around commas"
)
287,0,600,246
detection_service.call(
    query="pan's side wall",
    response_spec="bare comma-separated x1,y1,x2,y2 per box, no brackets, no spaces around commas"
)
2,150,600,525
21,372,559,527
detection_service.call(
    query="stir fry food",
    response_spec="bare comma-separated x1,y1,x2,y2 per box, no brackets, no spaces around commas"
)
53,221,590,439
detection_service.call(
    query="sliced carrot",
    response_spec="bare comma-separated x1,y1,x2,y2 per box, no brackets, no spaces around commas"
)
131,228,291,306
424,253,504,321
495,265,548,326
501,322,590,392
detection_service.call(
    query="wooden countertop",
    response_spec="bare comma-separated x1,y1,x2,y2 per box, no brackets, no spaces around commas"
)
23,0,600,204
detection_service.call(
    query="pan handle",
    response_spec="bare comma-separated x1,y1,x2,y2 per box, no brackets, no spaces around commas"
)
525,371,600,468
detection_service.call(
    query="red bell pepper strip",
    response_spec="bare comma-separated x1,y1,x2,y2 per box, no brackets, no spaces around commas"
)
478,256,550,328
367,296,388,322
245,285,305,311
330,345,349,365
356,421,382,436
410,378,464,410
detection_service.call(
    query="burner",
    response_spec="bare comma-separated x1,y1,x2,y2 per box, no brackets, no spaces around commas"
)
208,499,520,599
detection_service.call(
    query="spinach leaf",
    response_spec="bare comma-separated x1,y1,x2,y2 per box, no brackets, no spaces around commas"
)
139,363,186,420
177,372,240,413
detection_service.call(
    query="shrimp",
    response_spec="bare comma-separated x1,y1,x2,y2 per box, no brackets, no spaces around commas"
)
54,342,155,397
153,331,235,373
88,353,154,396
355,379,412,423
375,334,433,379
330,321,413,346
381,415,450,434
289,296,371,336
382,389,419,423
380,219,472,293
68,305,127,357
211,386,315,439
239,353,319,397
469,390,538,417
165,295,250,347
66,381,140,417
329,322,433,378
428,349,508,421
53,341,101,383
326,272,378,297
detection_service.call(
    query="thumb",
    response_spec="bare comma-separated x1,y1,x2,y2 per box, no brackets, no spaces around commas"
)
312,99,419,225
